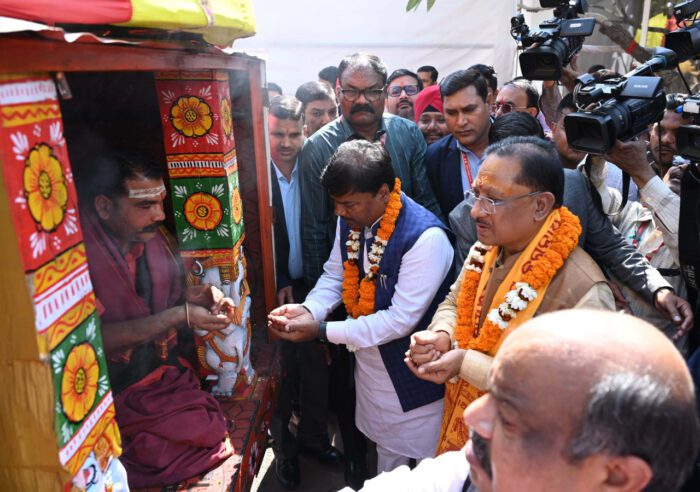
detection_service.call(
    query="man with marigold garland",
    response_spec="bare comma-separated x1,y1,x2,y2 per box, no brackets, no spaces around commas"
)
269,140,454,477
407,136,615,455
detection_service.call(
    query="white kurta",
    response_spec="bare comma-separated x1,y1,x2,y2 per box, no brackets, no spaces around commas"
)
340,448,471,492
304,219,453,460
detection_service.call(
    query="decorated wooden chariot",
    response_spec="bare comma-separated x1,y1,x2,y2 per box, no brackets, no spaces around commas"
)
0,1,280,491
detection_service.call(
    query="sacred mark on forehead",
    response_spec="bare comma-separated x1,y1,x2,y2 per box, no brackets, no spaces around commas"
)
475,175,490,188
128,184,166,199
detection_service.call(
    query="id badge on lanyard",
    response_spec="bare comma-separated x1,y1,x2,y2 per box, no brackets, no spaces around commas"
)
461,151,474,189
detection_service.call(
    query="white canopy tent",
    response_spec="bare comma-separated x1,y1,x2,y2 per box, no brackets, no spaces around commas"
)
234,0,519,95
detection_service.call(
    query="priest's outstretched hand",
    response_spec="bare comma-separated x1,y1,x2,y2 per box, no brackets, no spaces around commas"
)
186,283,223,308
186,283,237,321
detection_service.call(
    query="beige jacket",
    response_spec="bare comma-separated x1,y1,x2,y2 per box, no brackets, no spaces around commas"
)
429,246,614,390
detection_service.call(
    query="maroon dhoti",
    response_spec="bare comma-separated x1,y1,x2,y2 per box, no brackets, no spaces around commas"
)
114,365,231,487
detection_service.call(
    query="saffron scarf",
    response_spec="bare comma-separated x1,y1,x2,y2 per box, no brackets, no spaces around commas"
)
437,207,581,453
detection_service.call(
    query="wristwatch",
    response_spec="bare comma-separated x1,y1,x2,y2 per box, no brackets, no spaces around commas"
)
318,321,328,343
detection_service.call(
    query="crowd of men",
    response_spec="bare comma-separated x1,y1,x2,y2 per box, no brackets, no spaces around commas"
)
76,52,700,492
265,53,700,491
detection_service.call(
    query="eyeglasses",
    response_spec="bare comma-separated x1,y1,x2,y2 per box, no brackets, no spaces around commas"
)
339,87,384,102
465,189,543,215
492,101,529,114
387,85,420,97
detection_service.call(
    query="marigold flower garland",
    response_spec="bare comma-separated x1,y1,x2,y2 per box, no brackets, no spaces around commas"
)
454,206,581,353
341,178,402,320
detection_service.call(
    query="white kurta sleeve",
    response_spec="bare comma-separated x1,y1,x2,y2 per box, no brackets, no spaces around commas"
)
326,227,453,348
302,220,344,321
339,448,470,492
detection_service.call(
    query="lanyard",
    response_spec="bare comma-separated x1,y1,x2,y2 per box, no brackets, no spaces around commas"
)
630,221,663,262
646,241,665,262
461,150,474,188
630,222,649,249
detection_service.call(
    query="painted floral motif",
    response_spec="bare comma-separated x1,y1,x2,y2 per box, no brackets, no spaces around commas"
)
61,343,99,423
221,98,233,137
23,143,68,232
232,187,243,224
171,96,213,138
184,192,223,231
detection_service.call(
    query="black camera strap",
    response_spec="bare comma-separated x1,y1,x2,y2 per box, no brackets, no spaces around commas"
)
619,170,631,213
679,163,700,313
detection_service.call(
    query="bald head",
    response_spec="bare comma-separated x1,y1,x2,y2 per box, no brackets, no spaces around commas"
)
473,310,699,492
498,310,693,400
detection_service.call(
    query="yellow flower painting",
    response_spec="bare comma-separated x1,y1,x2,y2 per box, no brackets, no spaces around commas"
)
23,143,68,232
61,343,99,423
184,192,223,231
232,187,243,224
171,96,213,137
221,98,233,137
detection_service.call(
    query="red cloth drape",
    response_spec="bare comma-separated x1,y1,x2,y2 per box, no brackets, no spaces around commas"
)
0,0,132,26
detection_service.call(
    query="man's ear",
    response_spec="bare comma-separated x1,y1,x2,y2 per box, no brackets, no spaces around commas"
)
527,107,539,118
303,123,309,138
600,455,653,492
94,195,113,221
533,192,556,221
335,84,342,102
379,183,390,201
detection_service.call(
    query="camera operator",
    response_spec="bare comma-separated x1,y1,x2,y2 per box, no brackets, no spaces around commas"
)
553,93,639,201
649,102,693,176
545,92,693,336
540,54,580,128
584,108,691,346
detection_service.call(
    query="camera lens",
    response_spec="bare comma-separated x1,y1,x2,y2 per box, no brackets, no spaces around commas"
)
519,38,570,80
666,24,700,61
564,113,610,154
677,125,700,161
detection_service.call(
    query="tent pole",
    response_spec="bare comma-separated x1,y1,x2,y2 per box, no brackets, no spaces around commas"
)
639,0,652,48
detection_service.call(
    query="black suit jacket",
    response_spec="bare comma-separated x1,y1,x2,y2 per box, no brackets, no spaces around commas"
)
271,163,292,290
426,134,464,221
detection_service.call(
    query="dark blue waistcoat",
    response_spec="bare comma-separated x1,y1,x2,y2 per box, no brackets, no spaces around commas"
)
340,194,453,412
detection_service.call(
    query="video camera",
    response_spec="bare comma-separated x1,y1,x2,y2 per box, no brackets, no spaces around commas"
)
563,48,678,154
510,0,596,80
666,0,700,61
668,94,700,161
665,1,700,161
